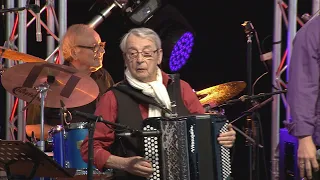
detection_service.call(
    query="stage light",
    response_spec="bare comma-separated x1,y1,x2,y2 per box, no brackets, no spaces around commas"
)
144,4,195,72
127,0,162,25
162,30,194,72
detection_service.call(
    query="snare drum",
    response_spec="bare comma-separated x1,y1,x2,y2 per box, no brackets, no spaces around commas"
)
49,122,113,179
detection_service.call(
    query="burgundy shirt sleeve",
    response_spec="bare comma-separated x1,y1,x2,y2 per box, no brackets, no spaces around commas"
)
287,19,320,138
180,80,205,114
80,90,118,171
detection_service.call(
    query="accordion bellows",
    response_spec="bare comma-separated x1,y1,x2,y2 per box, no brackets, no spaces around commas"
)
142,114,232,180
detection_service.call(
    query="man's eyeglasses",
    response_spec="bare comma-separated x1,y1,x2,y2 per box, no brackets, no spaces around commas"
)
76,42,106,53
125,49,159,60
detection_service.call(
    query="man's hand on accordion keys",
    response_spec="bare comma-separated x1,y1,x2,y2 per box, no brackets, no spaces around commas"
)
217,124,236,148
123,156,155,178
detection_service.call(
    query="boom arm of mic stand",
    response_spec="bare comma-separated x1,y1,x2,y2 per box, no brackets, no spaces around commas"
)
0,7,26,13
88,0,125,29
219,89,286,107
232,126,263,148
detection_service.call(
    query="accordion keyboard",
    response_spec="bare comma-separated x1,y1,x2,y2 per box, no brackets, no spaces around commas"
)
143,125,161,180
142,115,232,180
220,123,232,180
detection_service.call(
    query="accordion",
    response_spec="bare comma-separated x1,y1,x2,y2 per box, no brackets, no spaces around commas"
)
142,114,232,180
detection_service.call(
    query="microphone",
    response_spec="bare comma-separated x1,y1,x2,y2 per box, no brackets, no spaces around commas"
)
117,130,162,137
88,0,126,29
35,0,42,42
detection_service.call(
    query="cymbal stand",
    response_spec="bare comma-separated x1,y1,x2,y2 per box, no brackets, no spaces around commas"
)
34,82,50,152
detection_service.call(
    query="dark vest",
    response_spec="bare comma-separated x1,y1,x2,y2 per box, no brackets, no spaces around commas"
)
109,74,189,180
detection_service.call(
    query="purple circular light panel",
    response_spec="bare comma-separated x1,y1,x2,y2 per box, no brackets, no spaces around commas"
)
169,32,194,72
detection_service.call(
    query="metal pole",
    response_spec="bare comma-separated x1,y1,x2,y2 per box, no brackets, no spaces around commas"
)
5,0,15,140
270,0,282,179
312,0,320,15
286,0,297,122
47,0,55,63
58,0,67,65
17,0,27,142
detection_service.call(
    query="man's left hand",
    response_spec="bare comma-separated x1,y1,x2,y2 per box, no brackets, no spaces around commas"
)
217,124,236,148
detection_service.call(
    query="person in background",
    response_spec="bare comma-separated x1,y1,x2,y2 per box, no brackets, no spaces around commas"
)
26,24,114,140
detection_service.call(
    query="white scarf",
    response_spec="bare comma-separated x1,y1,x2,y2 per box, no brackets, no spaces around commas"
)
125,68,171,117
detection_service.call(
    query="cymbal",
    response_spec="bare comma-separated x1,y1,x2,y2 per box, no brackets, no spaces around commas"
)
196,81,246,106
1,62,99,108
0,46,45,62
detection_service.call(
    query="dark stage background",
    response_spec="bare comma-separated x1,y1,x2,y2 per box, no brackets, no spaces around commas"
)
0,0,314,179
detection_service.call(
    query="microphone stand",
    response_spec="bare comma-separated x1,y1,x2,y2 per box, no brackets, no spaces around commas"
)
218,90,287,107
86,118,97,180
229,97,274,148
74,111,132,180
242,20,256,180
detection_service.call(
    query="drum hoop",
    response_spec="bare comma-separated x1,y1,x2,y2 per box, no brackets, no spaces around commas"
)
66,122,88,130
49,125,64,134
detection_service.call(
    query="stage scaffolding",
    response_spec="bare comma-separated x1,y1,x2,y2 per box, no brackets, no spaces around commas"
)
4,0,67,141
3,0,320,179
271,0,320,179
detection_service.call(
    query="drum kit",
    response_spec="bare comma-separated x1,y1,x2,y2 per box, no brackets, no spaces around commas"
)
0,47,111,179
0,47,247,179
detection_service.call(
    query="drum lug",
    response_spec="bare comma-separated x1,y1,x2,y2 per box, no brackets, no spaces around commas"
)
65,160,70,168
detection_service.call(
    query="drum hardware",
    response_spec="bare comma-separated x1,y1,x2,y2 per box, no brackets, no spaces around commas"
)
35,82,49,151
1,61,100,144
1,62,100,166
196,81,247,107
60,100,72,125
